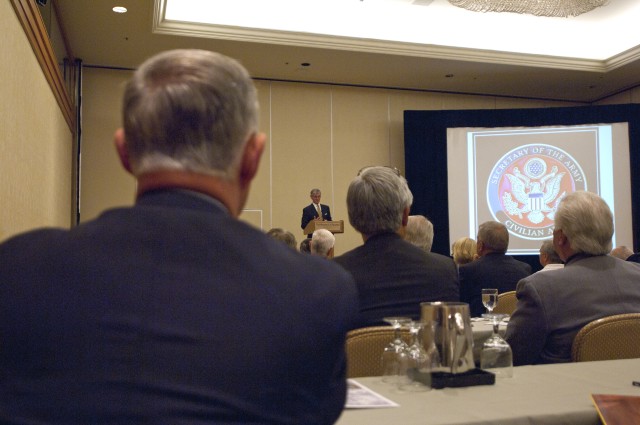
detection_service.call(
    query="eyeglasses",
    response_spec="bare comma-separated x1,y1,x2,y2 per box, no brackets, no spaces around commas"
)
357,165,402,177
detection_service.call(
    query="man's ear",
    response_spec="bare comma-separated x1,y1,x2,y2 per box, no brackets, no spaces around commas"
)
114,128,133,174
239,132,266,187
401,207,410,227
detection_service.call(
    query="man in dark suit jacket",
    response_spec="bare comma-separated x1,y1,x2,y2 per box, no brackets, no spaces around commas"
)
459,221,532,317
0,49,358,425
301,188,332,237
506,191,640,365
333,166,459,328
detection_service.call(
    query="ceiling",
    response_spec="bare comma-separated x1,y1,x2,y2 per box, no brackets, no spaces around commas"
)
53,0,640,103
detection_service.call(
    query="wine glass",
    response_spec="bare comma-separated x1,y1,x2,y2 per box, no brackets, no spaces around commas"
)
398,321,436,392
480,313,513,378
481,288,499,319
380,316,411,383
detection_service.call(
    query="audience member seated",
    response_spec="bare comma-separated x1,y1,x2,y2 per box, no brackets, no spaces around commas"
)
403,215,434,252
451,236,477,266
610,245,634,261
627,252,640,263
333,166,459,327
537,240,564,272
311,228,336,259
0,49,358,424
266,227,297,250
505,191,640,365
459,221,531,317
299,238,311,253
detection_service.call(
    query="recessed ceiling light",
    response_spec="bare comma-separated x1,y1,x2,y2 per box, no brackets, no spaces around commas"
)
112,6,127,13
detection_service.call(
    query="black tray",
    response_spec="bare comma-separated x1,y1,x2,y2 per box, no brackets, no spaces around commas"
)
410,368,495,389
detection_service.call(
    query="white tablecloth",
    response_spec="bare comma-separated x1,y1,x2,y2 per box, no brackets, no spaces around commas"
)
337,358,640,425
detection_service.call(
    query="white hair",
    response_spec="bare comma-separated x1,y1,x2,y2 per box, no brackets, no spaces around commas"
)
311,229,335,258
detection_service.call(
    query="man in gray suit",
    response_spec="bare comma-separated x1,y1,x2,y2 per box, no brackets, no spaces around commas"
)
505,191,640,365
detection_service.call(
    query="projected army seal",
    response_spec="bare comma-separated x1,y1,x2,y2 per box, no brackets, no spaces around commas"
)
487,144,587,240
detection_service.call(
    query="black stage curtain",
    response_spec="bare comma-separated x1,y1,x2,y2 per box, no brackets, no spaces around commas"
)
404,104,640,271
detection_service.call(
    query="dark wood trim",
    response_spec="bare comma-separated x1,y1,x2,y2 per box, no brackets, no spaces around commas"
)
51,0,74,63
10,0,74,131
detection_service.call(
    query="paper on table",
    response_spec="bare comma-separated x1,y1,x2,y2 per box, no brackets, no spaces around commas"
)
345,379,399,409
591,393,640,425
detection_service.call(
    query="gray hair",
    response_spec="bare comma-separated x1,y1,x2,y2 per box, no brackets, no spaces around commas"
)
311,229,335,258
310,189,321,196
122,49,259,178
554,191,613,255
540,240,562,264
266,228,297,250
405,215,434,252
347,167,413,236
611,245,634,260
477,221,509,253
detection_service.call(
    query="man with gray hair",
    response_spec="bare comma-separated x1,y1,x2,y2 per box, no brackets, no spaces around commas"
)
311,228,336,258
403,214,434,252
537,240,564,272
333,166,459,327
459,220,532,317
0,49,358,424
301,188,332,238
506,191,640,365
610,245,634,261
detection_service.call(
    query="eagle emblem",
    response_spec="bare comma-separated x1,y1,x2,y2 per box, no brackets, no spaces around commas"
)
502,157,566,224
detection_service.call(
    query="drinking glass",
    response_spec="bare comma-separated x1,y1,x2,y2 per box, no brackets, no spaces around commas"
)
398,321,436,392
380,316,411,383
480,313,513,378
481,288,499,319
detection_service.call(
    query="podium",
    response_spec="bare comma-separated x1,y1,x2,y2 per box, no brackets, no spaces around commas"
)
303,220,344,236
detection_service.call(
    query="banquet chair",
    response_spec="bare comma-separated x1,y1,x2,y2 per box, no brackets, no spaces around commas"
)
345,326,410,378
492,291,517,315
571,313,640,362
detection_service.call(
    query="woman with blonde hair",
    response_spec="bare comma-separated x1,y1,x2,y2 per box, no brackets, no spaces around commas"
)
451,237,477,265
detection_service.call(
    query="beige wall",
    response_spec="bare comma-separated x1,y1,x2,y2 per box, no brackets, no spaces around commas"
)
0,0,72,241
80,67,580,255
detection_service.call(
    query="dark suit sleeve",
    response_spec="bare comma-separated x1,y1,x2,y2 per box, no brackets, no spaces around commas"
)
505,278,548,365
301,205,314,230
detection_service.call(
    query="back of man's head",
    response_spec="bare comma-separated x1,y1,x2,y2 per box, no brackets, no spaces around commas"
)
404,215,434,252
477,221,509,255
555,191,613,255
347,166,413,237
311,229,335,258
267,228,297,250
122,49,259,178
539,240,562,265
611,245,634,261
299,238,312,253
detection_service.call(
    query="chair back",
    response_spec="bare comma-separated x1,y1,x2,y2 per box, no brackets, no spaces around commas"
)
571,313,640,362
345,326,409,378
493,291,517,315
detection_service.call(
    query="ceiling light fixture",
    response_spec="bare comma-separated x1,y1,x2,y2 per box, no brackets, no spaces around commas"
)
112,6,128,13
447,0,609,17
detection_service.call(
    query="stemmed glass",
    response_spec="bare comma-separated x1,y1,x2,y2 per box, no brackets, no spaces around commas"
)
480,313,513,378
397,321,438,392
381,316,411,383
481,288,499,319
